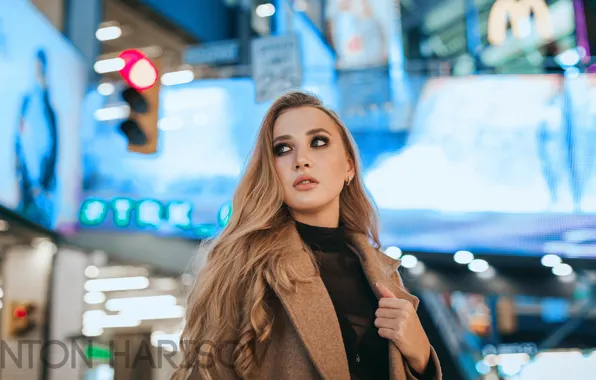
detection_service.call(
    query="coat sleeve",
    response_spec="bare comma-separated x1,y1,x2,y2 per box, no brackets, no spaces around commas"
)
404,345,442,380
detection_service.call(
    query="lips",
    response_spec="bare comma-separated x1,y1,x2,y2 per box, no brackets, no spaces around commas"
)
293,175,319,187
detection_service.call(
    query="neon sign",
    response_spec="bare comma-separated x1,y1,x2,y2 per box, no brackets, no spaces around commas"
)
487,0,553,46
79,198,233,238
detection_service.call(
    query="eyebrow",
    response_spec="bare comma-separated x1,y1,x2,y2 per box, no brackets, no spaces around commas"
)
272,128,331,145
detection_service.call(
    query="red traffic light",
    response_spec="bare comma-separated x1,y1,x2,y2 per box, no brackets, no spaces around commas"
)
14,305,28,319
118,49,159,91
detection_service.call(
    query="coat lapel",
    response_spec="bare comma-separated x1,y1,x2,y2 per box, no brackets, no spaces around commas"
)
347,232,419,310
348,232,420,380
272,226,420,380
272,226,351,380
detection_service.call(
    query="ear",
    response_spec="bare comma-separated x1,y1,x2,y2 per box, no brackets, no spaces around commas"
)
346,155,355,179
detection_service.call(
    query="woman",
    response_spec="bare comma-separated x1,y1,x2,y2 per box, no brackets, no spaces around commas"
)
173,92,441,380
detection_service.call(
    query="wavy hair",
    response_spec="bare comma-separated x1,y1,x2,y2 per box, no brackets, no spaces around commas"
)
171,91,380,380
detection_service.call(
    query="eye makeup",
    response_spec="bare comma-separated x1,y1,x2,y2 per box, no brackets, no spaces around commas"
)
272,134,330,156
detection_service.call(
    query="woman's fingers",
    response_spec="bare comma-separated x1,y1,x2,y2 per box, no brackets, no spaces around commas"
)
378,297,412,310
375,282,396,298
375,307,403,319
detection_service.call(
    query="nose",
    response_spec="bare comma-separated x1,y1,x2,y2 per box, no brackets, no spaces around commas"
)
294,151,311,170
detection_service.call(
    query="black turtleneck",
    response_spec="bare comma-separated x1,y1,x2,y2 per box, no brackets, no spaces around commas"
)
296,221,387,380
295,221,434,380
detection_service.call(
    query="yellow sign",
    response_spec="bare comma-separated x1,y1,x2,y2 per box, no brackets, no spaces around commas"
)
487,0,554,45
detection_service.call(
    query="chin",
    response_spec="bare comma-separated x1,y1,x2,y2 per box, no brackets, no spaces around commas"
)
286,197,333,215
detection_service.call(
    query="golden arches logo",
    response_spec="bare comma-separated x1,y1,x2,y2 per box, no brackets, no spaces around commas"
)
487,0,554,45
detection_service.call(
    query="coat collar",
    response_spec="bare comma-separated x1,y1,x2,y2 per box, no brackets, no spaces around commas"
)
347,232,420,380
347,231,419,310
271,224,419,380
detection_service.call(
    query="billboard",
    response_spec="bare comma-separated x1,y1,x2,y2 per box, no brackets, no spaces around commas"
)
487,0,554,46
0,0,85,233
80,73,596,257
366,74,596,257
324,0,396,69
252,33,302,103
80,79,270,238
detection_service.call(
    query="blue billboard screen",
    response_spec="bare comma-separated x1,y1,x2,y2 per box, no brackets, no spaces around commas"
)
81,73,596,257
367,74,596,257
0,0,85,233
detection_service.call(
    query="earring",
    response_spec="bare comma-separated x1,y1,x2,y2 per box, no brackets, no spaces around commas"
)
346,176,352,186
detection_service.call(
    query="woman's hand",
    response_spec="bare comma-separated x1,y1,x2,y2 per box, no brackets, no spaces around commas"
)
374,282,431,374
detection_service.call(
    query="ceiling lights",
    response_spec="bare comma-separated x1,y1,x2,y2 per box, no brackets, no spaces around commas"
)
84,292,106,305
94,105,130,121
84,276,149,292
85,265,100,278
160,70,194,86
96,25,122,42
97,82,115,96
94,57,125,74
384,246,403,260
552,263,573,277
256,3,276,18
453,250,497,277
105,295,177,312
401,254,418,269
454,250,474,265
468,259,490,273
541,254,562,267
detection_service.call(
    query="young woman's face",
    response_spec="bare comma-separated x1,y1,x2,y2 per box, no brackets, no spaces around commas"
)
272,107,354,221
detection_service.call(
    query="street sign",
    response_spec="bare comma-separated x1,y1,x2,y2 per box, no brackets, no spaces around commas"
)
251,33,302,103
184,40,240,66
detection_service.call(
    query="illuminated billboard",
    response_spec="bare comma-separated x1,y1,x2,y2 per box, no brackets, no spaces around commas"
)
80,79,269,238
366,74,596,257
324,0,396,69
80,74,596,257
0,0,85,233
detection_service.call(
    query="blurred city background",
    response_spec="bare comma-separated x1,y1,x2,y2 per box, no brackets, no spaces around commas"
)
0,0,595,379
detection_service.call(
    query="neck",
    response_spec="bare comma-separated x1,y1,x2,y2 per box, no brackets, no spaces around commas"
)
290,201,340,228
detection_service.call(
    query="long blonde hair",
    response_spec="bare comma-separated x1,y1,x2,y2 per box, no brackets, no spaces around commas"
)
171,91,380,379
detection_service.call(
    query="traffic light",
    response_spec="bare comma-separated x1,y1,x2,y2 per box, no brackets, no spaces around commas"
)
9,302,37,337
117,49,161,154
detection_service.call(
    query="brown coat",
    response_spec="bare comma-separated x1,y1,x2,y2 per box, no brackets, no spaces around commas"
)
192,227,442,380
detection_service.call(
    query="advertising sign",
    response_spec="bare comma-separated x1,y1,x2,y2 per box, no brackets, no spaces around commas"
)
81,73,596,257
366,74,596,256
251,33,302,103
325,0,396,69
487,0,554,46
0,0,85,232
184,40,240,66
